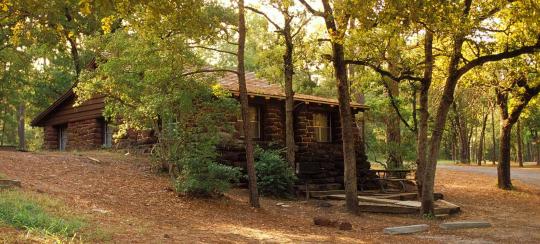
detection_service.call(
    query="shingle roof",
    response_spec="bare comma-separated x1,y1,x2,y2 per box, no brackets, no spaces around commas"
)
32,71,367,126
220,72,367,109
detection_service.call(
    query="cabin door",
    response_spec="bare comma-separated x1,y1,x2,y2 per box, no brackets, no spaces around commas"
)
58,125,67,151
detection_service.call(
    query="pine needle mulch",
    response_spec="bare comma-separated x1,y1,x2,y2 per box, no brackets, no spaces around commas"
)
0,151,538,243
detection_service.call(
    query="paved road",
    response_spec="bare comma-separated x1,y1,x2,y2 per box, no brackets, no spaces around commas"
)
439,165,540,188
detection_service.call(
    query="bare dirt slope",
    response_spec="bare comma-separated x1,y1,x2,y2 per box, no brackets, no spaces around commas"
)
1,151,539,243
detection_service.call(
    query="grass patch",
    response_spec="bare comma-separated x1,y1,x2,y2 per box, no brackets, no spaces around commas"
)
0,190,85,237
0,172,6,179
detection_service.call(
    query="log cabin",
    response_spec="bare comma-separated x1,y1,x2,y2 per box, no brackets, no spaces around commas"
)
31,72,370,185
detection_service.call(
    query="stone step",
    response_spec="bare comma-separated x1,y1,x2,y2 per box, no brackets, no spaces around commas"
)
384,224,429,235
439,221,492,230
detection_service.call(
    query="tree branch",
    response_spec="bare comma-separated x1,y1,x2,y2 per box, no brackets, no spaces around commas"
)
298,0,324,17
181,69,238,77
187,45,237,56
381,80,417,133
345,59,423,82
456,39,540,79
245,6,283,31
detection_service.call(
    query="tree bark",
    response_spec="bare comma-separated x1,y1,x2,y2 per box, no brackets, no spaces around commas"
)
64,9,81,76
283,20,296,171
385,64,402,169
17,103,25,151
537,141,540,166
320,0,358,213
517,119,523,167
491,106,497,165
498,122,513,189
452,102,470,164
237,0,260,208
421,30,467,215
416,30,433,196
477,112,488,165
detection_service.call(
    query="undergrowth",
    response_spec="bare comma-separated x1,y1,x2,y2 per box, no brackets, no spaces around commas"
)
0,190,85,237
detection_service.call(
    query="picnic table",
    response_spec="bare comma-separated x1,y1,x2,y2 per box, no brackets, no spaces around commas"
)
361,169,415,192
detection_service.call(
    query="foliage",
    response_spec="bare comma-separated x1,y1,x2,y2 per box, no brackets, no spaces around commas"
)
254,147,297,197
0,190,84,237
176,160,242,197
76,22,241,197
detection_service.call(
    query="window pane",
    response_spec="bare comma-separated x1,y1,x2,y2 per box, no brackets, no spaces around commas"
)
313,112,330,142
238,106,260,139
249,106,258,122
313,113,327,127
250,121,260,139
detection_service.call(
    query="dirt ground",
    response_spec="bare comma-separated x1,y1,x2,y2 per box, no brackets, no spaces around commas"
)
1,151,539,243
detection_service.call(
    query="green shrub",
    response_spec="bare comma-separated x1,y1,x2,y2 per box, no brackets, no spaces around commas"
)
254,147,297,197
0,190,84,237
176,161,241,197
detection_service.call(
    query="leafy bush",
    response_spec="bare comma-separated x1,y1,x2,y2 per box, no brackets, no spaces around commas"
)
176,161,241,197
254,147,297,197
0,190,84,237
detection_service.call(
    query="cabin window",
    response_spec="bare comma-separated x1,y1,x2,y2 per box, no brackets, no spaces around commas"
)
58,125,68,151
238,106,261,139
313,112,331,142
102,121,113,148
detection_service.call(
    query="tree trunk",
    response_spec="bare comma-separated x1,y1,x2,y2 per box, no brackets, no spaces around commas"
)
237,0,260,208
491,107,497,165
421,32,466,215
64,9,81,76
453,102,470,164
283,23,296,171
496,89,513,189
416,30,433,196
385,64,402,169
17,103,25,151
537,142,540,166
517,119,523,167
498,122,513,189
320,0,358,213
526,140,532,162
477,112,488,165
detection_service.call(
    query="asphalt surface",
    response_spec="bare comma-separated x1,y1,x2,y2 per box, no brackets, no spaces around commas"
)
439,164,540,188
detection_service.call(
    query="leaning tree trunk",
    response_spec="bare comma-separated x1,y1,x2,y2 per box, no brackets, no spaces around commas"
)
17,103,26,151
237,0,260,208
517,119,523,167
421,33,466,215
416,30,433,196
333,43,358,213
477,112,488,165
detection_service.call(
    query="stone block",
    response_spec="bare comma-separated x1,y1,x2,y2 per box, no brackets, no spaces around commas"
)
439,221,492,230
383,224,429,235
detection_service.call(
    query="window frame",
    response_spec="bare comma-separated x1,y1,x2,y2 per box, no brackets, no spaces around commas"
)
312,111,332,143
238,106,261,139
